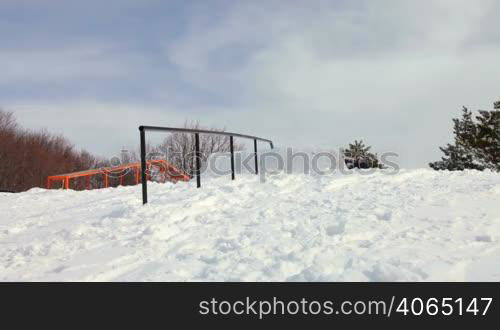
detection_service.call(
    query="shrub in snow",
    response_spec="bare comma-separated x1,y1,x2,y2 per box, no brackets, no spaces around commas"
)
342,140,384,169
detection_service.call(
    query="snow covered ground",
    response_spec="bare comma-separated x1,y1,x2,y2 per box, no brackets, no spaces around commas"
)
1,169,500,281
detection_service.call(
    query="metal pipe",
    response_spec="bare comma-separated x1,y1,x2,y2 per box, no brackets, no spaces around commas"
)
230,136,235,180
138,125,273,204
139,125,272,144
195,133,201,188
254,138,258,175
140,127,148,204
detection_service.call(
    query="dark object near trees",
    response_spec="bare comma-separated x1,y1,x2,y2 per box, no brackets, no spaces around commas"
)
429,100,500,172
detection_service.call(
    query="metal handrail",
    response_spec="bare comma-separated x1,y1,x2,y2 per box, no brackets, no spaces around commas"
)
139,126,274,146
139,125,274,204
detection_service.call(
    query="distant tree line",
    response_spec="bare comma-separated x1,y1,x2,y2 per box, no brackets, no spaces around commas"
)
0,109,99,192
4,98,496,193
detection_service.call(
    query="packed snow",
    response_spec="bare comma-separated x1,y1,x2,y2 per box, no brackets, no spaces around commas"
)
1,169,500,281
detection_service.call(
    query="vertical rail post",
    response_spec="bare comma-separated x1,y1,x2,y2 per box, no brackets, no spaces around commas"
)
140,127,148,204
195,133,201,188
230,136,235,180
254,138,258,175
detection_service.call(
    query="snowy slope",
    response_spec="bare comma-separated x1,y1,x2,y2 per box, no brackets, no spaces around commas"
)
1,169,500,281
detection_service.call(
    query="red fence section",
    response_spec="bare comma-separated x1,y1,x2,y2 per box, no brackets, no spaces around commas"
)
47,160,190,190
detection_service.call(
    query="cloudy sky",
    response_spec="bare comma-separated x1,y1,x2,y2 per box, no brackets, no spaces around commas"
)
1,0,499,167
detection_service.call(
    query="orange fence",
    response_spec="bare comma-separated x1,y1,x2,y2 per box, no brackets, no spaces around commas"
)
47,160,190,190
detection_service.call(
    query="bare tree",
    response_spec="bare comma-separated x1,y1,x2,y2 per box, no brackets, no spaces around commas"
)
154,121,244,176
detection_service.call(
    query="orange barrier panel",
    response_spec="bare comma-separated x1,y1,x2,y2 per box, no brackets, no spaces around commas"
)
47,160,190,190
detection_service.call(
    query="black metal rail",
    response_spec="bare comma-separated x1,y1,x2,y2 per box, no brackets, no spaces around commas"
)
139,125,274,204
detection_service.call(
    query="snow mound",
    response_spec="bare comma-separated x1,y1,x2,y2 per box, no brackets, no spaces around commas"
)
1,169,499,281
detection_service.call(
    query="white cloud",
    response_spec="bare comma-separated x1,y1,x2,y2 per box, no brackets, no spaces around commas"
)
0,44,131,84
3,0,500,167
164,0,500,167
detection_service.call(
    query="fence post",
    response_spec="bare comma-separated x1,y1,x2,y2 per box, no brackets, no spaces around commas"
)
254,138,258,175
230,136,235,180
195,133,201,188
140,126,148,204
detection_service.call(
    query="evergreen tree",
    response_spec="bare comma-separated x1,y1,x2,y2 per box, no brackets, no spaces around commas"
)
429,143,481,171
430,101,500,171
342,140,381,169
429,107,481,170
474,104,500,171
